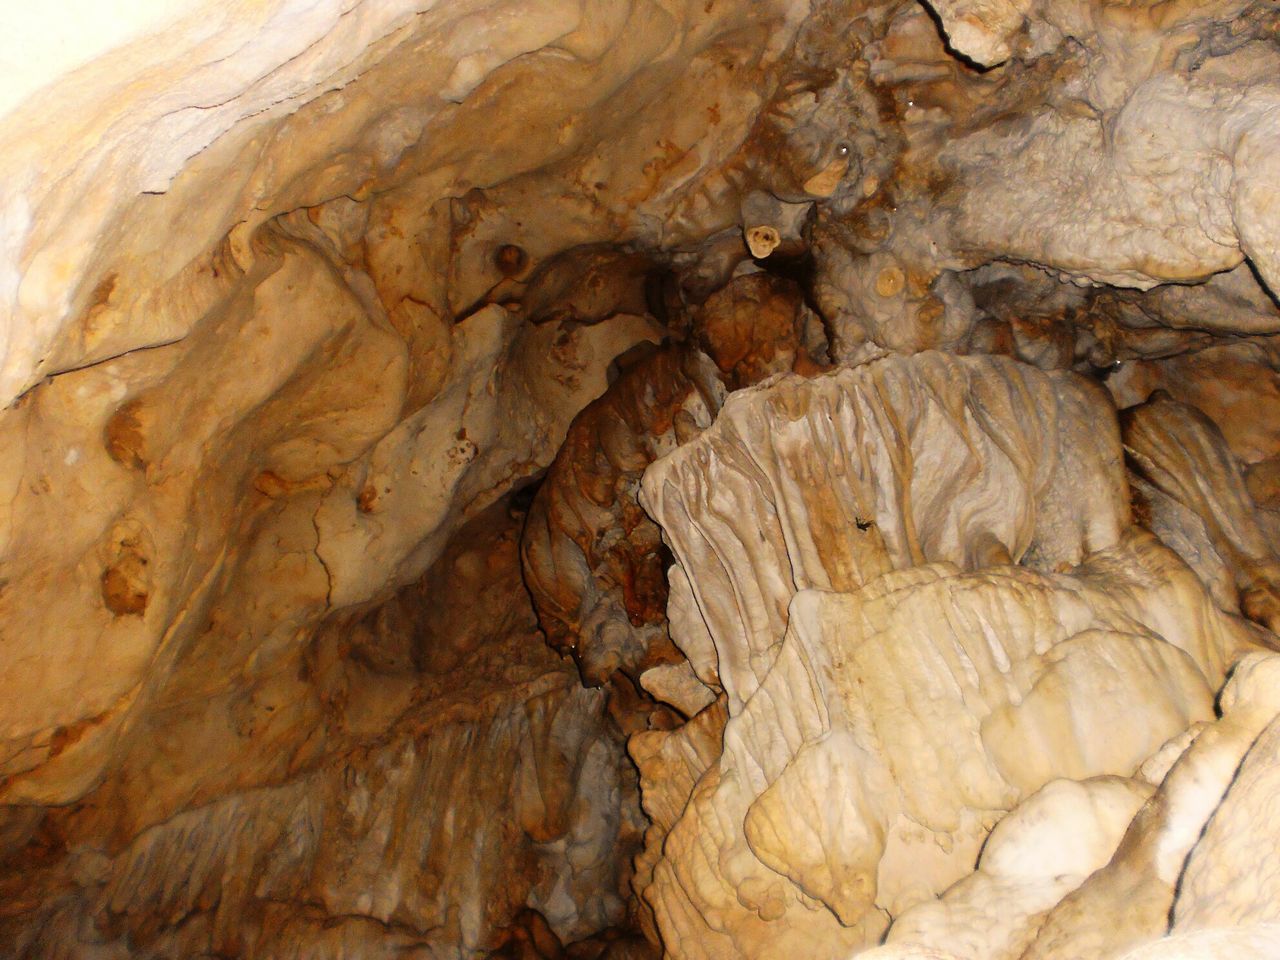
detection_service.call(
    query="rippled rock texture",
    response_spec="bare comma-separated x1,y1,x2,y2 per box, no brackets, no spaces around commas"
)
636,354,1261,958
4,0,1280,957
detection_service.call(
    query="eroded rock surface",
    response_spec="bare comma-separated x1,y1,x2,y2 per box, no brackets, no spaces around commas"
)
2,502,645,958
1123,390,1280,632
642,352,1130,709
635,353,1258,959
521,346,724,687
521,271,824,689
5,0,1280,957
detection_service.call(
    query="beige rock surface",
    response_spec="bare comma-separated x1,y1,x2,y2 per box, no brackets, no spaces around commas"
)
0,0,805,816
884,777,1154,960
1019,651,1280,959
642,352,1130,710
1173,715,1280,931
1123,391,1280,632
1118,927,1280,959
635,353,1257,959
4,0,1280,956
641,539,1242,960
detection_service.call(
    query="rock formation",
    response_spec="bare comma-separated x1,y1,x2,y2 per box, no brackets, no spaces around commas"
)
3,0,1280,958
634,354,1256,959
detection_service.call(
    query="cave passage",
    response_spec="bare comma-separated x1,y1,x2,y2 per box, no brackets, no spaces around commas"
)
3,1,1280,958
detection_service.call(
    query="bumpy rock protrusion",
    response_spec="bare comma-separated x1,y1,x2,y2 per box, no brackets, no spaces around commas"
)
1123,390,1280,634
641,352,1130,709
521,346,725,685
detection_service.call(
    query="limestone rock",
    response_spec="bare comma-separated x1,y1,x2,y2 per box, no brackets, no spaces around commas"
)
1117,926,1280,959
0,502,644,957
521,345,723,685
643,543,1239,960
520,246,663,327
6,0,1280,956
918,0,1033,67
885,776,1154,959
1019,652,1280,960
522,273,823,689
1123,391,1280,633
692,271,827,389
642,352,1130,710
635,354,1256,960
1173,715,1280,931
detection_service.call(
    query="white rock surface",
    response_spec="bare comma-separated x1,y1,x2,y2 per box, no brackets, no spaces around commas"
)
642,352,1130,711
637,353,1256,960
885,777,1154,960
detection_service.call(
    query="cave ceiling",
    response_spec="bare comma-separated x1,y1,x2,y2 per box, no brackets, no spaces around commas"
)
2,0,1280,957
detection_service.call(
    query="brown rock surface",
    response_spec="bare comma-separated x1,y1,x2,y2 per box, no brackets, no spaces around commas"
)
4,0,1280,957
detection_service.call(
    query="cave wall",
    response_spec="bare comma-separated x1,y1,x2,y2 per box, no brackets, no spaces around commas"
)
3,0,1280,957
0,0,805,809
